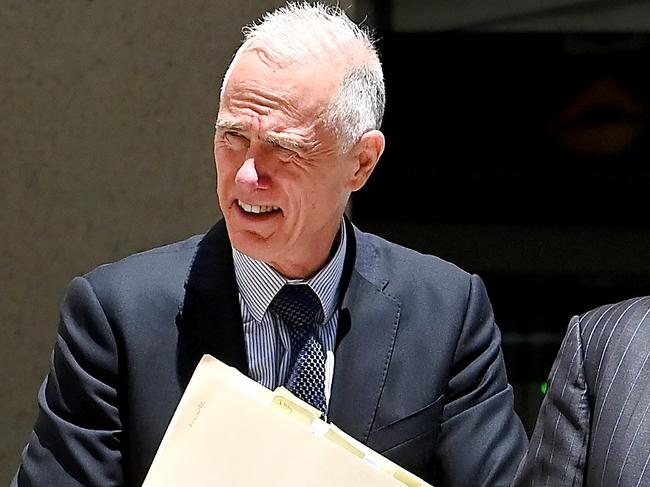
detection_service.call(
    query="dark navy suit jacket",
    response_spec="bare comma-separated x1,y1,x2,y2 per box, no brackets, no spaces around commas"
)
14,219,527,486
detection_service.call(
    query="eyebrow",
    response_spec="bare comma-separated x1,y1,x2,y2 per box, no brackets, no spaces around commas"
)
215,120,247,132
264,132,306,151
215,120,306,152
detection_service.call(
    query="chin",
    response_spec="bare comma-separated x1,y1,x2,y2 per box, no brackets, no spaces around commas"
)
229,230,272,261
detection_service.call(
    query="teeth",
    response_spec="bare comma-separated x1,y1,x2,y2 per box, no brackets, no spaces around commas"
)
238,201,279,214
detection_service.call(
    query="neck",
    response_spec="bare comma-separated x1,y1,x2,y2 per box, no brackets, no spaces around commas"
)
270,225,343,280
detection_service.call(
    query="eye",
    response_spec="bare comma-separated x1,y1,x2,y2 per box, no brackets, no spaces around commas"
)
278,146,296,156
224,131,249,150
268,142,297,160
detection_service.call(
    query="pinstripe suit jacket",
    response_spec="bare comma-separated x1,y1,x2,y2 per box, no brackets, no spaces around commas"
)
513,296,650,487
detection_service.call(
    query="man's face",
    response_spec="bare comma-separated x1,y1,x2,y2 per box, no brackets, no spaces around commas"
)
215,50,356,278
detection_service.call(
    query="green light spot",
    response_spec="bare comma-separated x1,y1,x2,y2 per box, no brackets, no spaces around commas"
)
541,382,548,395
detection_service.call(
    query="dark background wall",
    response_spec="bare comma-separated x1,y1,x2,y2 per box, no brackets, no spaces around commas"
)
355,0,650,433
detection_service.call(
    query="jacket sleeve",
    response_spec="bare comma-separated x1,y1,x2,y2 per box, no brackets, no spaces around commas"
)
512,315,590,487
13,276,125,487
435,274,529,487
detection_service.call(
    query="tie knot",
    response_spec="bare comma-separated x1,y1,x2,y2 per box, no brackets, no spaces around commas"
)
270,284,323,327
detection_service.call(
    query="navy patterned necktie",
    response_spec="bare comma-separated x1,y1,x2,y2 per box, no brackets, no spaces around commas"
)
270,284,327,414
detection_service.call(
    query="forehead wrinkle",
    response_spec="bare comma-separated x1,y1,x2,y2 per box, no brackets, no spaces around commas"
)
227,80,287,113
227,74,327,125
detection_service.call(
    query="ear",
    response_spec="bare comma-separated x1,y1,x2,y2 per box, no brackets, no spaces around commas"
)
349,130,385,192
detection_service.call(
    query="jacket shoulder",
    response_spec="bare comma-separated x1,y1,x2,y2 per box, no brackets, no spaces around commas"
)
354,227,472,291
81,233,203,305
580,296,650,324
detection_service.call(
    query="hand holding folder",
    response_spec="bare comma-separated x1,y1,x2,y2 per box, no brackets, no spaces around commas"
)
143,355,433,486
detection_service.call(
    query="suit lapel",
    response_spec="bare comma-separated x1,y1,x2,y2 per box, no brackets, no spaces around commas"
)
328,222,401,443
176,219,249,390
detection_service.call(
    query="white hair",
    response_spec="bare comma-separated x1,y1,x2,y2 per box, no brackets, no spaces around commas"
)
220,2,385,153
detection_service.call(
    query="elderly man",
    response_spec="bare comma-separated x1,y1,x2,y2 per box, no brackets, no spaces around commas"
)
13,3,527,486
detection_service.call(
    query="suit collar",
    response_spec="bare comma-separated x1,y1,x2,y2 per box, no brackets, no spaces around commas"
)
177,219,249,389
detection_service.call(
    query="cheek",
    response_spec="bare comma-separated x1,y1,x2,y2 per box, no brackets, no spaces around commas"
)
215,159,235,200
302,185,334,215
318,171,350,201
215,150,239,180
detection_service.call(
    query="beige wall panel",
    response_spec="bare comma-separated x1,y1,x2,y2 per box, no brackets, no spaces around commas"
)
1,1,354,483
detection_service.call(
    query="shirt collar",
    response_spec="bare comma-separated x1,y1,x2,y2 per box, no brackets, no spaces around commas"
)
232,220,347,325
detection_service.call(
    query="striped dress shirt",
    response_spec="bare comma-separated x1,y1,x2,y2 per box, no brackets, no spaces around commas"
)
232,221,347,408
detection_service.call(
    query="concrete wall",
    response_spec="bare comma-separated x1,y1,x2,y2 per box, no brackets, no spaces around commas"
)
1,1,352,483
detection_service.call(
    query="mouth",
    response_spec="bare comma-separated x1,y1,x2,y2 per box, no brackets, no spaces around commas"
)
237,199,281,215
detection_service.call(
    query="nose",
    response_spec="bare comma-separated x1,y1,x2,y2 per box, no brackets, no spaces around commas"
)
235,158,259,190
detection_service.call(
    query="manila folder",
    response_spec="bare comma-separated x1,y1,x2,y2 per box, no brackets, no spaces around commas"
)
142,354,433,487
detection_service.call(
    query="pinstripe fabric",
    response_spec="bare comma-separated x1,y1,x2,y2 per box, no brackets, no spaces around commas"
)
231,222,346,407
513,296,650,487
